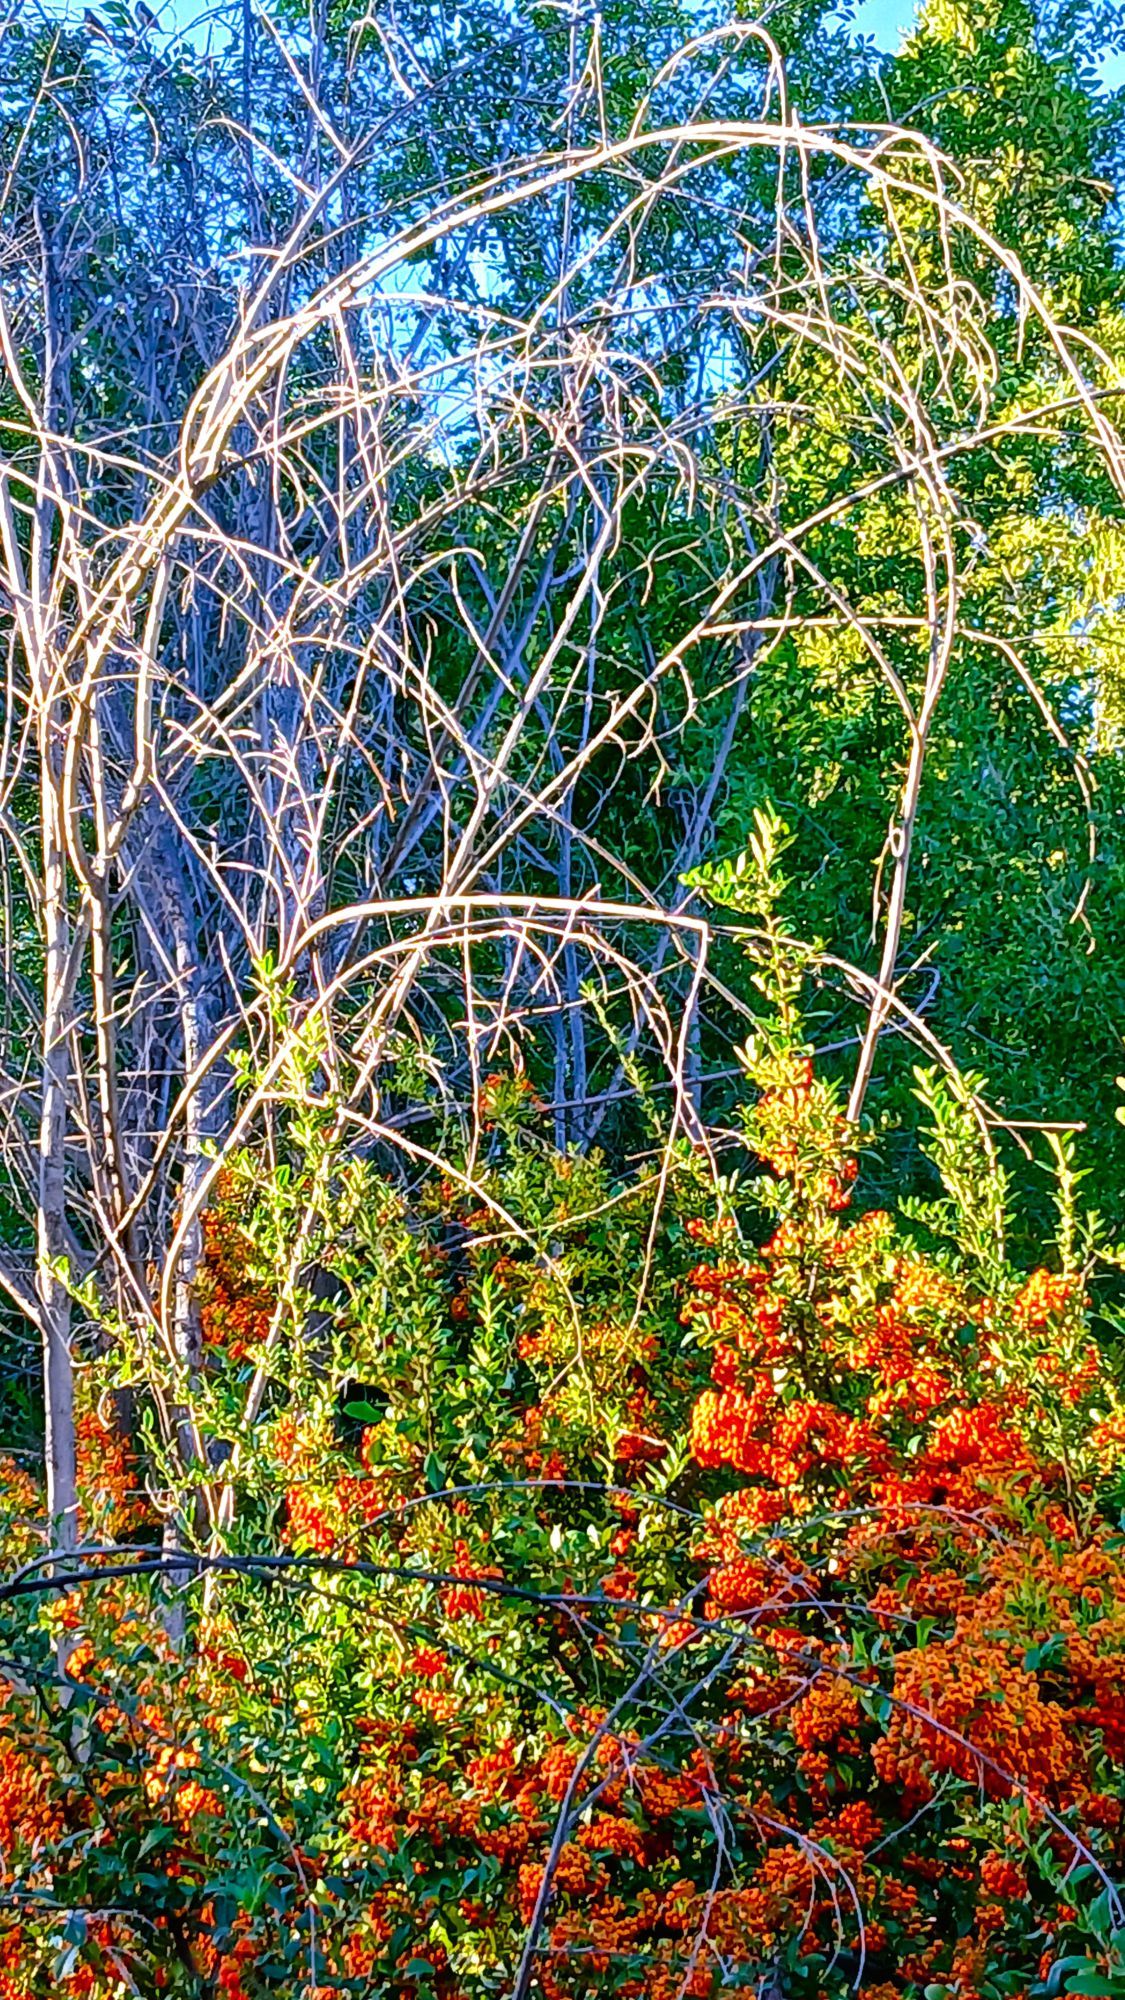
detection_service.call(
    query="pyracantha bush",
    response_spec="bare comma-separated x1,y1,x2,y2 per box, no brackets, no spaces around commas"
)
3,829,1125,1998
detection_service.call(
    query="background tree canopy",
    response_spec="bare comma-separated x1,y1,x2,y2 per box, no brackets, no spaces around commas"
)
2,0,1125,1993
8,0,1123,1232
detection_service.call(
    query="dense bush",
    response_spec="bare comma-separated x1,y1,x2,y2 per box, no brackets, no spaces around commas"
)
2,839,1125,2000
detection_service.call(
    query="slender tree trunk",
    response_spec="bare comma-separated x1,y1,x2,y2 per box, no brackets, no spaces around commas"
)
38,710,77,1561
143,836,224,1641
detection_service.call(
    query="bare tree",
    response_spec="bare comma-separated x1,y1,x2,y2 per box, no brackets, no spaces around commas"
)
0,1,1119,1559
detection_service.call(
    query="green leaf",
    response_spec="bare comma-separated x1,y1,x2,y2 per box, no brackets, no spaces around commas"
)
1024,1633,1067,1673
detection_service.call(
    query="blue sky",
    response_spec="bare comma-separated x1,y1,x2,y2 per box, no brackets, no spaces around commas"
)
848,0,1125,85
96,0,1125,91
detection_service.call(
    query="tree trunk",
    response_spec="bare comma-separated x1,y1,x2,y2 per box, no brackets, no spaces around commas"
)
38,709,77,1562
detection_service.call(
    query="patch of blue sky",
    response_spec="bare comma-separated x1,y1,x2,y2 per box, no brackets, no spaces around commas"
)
35,0,229,51
843,0,1125,88
48,0,1125,88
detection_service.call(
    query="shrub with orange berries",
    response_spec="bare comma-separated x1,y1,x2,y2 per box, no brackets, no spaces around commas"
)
2,872,1125,1999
